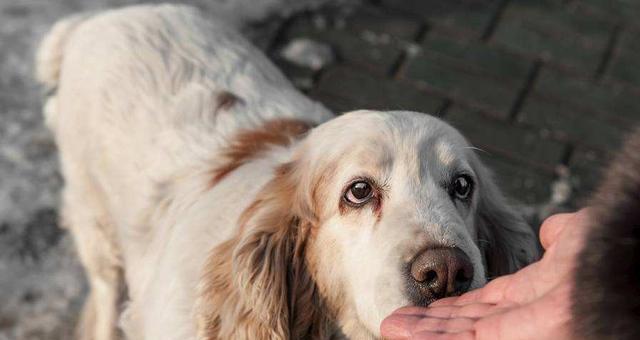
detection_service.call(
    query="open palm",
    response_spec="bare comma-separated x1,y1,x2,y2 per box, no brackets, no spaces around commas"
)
381,210,590,340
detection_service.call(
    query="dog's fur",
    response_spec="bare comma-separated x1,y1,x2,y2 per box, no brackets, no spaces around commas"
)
37,5,538,339
572,127,640,340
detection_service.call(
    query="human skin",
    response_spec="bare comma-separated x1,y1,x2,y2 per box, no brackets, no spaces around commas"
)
381,210,591,340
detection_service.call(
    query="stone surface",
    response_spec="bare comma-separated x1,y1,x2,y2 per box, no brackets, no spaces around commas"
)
445,106,566,170
568,146,610,204
492,0,615,74
402,37,531,119
380,0,501,38
345,5,421,40
284,0,640,218
285,14,404,74
578,0,640,25
517,68,635,149
481,155,555,205
314,65,446,114
605,28,640,88
532,67,640,124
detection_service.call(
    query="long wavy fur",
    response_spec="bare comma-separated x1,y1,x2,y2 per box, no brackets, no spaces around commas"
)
196,163,331,339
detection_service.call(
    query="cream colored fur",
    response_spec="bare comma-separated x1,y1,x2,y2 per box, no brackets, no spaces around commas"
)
36,4,538,340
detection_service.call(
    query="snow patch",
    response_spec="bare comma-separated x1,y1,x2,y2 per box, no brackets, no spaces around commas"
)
280,38,335,71
519,165,575,227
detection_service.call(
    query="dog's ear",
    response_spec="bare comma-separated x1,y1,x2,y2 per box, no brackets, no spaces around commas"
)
474,162,539,278
196,163,329,339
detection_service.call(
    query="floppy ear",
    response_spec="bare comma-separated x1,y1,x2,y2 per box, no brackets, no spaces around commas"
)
474,163,539,278
195,163,330,339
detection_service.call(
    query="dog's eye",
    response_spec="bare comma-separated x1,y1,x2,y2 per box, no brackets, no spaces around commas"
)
452,175,473,200
344,181,373,205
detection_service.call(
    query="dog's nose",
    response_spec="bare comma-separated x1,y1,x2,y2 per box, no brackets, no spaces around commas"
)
410,248,474,299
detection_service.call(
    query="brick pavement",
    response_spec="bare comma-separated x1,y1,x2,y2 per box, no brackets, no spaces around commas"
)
267,0,640,216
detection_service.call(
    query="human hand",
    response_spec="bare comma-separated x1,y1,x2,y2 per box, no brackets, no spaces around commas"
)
381,209,591,340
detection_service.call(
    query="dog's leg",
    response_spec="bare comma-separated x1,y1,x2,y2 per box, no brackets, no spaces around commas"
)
62,178,124,340
37,12,125,339
75,289,96,340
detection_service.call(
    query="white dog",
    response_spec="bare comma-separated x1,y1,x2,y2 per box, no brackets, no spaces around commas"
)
36,4,538,340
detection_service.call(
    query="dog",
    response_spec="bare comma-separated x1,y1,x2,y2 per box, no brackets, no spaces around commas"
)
36,4,538,339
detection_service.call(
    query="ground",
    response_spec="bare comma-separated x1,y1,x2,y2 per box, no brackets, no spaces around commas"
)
1,0,639,339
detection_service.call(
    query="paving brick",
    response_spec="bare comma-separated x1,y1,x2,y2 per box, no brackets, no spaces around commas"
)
492,0,615,74
313,66,446,114
380,0,501,39
481,155,554,205
344,5,421,40
518,95,628,150
552,70,640,123
445,106,566,169
285,16,403,74
517,68,638,149
273,58,317,90
245,19,284,51
422,35,532,80
277,1,633,210
308,91,355,114
532,68,640,124
605,28,640,89
402,36,532,119
578,0,640,24
568,146,610,203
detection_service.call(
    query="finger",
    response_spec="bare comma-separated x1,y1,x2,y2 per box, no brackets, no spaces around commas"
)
390,306,433,316
381,305,494,339
413,316,476,333
429,294,495,308
429,296,462,307
453,275,513,305
474,284,572,340
410,330,475,340
449,289,484,305
420,303,500,319
540,209,592,250
380,313,420,339
539,212,574,250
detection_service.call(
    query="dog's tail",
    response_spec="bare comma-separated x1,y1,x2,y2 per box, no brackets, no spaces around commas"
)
35,13,90,130
36,13,89,90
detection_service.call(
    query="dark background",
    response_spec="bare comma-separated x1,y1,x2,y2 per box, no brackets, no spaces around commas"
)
1,0,639,338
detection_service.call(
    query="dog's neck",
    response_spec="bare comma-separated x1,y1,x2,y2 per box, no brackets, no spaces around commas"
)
207,118,314,188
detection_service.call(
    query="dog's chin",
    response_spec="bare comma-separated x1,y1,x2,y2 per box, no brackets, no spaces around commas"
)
331,300,391,340
336,320,381,340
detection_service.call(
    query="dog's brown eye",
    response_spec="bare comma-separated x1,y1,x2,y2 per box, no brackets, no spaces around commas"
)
452,175,473,200
344,181,373,205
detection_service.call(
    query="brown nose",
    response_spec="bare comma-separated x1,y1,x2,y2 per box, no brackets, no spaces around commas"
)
410,248,474,299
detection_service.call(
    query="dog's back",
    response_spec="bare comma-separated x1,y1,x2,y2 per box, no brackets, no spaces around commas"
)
36,5,331,339
37,4,330,225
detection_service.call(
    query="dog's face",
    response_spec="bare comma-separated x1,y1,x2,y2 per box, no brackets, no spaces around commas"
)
198,110,538,339
295,110,535,336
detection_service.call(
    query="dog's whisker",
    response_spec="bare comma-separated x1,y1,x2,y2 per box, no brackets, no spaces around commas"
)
476,238,491,246
463,146,490,154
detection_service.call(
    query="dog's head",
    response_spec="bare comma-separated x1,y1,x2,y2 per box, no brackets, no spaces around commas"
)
197,110,538,339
